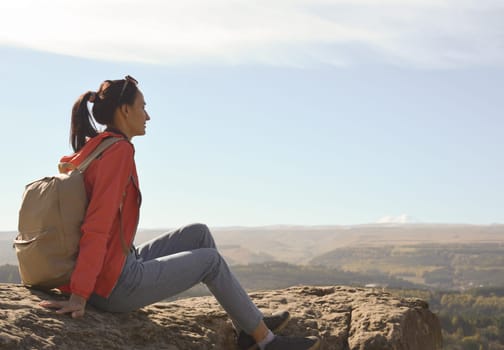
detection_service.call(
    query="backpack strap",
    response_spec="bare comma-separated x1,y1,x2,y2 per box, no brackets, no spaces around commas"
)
77,137,123,172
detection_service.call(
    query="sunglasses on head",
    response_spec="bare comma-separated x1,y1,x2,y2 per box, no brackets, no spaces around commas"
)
118,75,138,103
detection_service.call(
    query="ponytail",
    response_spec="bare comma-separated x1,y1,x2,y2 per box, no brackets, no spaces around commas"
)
70,91,99,152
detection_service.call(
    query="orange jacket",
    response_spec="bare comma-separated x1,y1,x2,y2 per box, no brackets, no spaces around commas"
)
59,131,141,299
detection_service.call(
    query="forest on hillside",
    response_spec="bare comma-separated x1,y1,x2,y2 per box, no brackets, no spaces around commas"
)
393,288,504,350
310,242,504,291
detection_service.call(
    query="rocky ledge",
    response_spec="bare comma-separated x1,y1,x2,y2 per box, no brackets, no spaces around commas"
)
0,284,442,349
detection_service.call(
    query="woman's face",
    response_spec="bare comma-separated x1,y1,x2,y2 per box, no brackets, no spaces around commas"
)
123,90,150,139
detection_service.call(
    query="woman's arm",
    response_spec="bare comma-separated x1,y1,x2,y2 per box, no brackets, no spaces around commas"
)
70,141,135,299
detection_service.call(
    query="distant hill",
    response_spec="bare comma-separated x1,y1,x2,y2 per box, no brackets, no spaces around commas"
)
0,264,20,283
0,232,16,265
2,223,503,270
309,242,504,291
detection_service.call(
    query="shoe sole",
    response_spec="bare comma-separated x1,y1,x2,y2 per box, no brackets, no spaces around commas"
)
309,338,321,350
246,314,292,350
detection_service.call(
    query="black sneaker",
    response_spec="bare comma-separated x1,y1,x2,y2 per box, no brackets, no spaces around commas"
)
264,335,320,350
237,310,291,350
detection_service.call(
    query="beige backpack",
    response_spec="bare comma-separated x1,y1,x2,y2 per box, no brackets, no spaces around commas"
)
14,137,122,289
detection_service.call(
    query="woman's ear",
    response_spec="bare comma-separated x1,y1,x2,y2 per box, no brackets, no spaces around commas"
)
119,103,129,117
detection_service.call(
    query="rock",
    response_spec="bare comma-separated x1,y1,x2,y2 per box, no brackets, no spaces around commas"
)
0,284,442,350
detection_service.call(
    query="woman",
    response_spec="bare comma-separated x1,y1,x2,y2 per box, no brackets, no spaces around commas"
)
40,76,320,350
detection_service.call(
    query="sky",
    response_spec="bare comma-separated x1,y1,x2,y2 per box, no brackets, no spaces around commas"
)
0,0,502,230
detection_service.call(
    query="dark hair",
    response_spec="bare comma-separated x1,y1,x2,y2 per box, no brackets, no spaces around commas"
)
70,78,138,151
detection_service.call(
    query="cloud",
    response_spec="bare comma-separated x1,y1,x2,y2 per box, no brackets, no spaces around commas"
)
0,0,503,67
376,214,418,224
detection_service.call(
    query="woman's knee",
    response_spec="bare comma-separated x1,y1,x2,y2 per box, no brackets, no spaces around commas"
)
183,223,215,248
186,222,210,234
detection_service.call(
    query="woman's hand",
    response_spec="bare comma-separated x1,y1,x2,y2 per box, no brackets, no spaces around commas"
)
39,293,87,318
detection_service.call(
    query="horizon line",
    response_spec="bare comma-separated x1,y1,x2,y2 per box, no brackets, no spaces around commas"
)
2,222,503,234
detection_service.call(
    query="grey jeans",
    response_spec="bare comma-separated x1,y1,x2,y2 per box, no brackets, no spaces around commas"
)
88,223,263,334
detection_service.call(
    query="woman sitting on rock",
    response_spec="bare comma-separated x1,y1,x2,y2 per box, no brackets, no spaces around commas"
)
40,76,320,350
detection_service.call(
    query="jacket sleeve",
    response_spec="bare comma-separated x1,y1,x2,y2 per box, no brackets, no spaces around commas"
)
69,141,134,299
